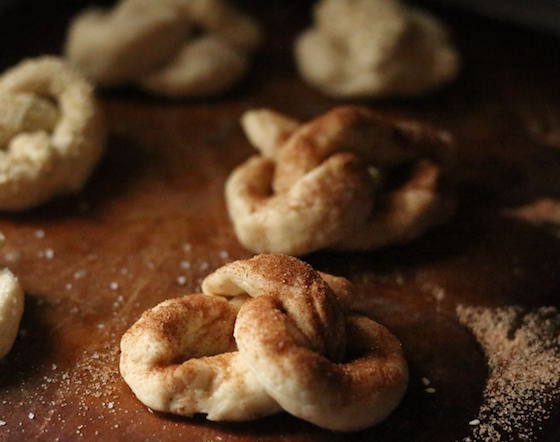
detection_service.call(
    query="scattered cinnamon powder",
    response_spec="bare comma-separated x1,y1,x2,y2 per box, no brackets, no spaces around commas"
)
457,305,560,441
0,339,121,437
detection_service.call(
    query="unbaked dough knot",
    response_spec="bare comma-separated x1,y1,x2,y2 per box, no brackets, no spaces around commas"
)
0,57,105,211
64,0,262,97
295,0,461,98
0,232,25,358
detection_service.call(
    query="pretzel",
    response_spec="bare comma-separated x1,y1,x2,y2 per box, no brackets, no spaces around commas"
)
295,0,460,98
120,254,408,431
0,57,105,211
0,233,25,358
226,106,454,255
65,0,262,97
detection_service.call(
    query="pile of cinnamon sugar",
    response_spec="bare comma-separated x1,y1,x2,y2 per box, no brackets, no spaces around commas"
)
457,305,560,441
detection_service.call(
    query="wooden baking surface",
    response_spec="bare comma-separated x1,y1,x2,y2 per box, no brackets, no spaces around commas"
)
1,1,560,441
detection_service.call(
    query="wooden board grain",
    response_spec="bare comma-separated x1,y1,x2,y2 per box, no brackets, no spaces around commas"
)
0,1,560,441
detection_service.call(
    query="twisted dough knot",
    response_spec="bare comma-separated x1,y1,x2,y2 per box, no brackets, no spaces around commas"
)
0,57,105,211
65,0,262,98
295,0,460,98
0,233,24,358
226,106,455,255
120,254,408,431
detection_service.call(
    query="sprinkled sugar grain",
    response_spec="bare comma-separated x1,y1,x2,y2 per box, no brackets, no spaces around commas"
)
457,305,560,442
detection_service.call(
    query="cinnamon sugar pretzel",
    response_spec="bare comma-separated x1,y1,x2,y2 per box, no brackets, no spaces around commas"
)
226,106,455,255
120,254,408,431
0,57,105,211
65,0,261,98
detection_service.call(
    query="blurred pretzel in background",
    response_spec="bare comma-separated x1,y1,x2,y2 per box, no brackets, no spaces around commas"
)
0,57,105,211
226,106,455,255
65,0,262,98
120,254,408,431
295,0,460,98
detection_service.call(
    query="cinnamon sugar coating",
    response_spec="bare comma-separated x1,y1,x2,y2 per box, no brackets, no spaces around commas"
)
226,106,455,255
120,254,408,431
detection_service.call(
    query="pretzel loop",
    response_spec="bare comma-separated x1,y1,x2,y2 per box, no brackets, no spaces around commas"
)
235,299,408,431
119,294,281,421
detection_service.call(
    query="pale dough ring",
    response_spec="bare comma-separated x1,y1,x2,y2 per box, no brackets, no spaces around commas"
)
0,56,105,211
202,254,347,360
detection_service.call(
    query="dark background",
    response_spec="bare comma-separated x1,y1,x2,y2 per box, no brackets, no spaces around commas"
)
1,0,560,71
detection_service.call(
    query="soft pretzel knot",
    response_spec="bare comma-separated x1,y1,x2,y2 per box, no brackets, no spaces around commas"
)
295,0,460,98
120,254,408,431
0,233,25,359
0,57,105,211
64,0,262,98
226,106,455,255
